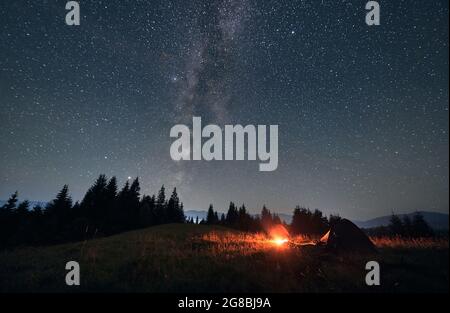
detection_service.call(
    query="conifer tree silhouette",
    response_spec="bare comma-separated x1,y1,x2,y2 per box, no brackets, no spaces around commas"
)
155,185,166,224
225,202,238,226
45,185,73,242
206,204,217,224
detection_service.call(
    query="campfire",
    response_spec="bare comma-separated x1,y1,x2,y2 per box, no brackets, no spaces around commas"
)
199,224,314,255
267,224,290,247
271,238,289,246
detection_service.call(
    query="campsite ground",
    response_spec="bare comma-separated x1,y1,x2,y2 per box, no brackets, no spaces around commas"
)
0,224,448,292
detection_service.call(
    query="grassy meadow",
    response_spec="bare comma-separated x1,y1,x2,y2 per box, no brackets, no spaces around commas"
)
0,224,448,292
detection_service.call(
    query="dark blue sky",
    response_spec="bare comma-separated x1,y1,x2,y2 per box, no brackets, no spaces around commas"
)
0,0,448,219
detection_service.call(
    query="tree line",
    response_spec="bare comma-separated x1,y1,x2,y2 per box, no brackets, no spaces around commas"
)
201,204,340,235
365,212,435,238
0,175,184,248
0,177,338,249
0,174,437,249
200,204,435,239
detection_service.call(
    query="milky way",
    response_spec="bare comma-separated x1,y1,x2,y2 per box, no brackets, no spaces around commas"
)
0,0,448,219
175,0,251,123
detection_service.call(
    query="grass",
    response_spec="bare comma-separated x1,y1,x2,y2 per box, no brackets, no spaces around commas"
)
0,224,448,293
370,236,449,249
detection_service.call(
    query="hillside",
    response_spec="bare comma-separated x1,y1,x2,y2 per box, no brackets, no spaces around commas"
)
0,224,448,293
353,211,449,230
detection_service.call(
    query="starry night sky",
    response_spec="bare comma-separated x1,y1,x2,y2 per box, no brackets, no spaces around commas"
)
0,0,448,220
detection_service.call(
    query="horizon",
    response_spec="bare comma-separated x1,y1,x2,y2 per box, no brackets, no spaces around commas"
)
1,186,448,222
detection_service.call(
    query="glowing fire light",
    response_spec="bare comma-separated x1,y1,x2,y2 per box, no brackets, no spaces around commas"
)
267,224,290,247
272,238,289,246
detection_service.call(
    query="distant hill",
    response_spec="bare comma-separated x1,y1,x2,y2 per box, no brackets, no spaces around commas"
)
184,210,209,222
353,211,449,230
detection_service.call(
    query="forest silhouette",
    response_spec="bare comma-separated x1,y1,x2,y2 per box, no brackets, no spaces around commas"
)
0,174,434,249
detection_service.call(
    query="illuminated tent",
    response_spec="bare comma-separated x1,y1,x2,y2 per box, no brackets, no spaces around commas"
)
320,219,376,253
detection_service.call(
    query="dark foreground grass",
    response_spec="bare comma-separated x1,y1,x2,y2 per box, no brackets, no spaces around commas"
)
0,224,448,292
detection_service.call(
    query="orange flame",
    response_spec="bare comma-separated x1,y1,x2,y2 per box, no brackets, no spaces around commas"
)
272,238,289,246
268,224,290,247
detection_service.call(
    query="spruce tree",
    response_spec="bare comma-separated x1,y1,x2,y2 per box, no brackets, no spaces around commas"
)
412,213,434,237
140,195,156,227
45,185,73,242
104,176,118,233
167,188,181,223
1,191,18,212
46,185,73,217
328,214,341,227
128,177,141,228
0,192,19,248
206,204,216,224
80,175,108,230
389,213,403,236
260,205,272,229
115,180,131,232
15,200,30,218
226,202,238,226
177,202,185,223
155,185,166,224
291,206,311,235
402,215,412,237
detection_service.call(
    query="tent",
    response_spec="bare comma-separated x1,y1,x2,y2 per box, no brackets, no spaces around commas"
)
319,219,376,253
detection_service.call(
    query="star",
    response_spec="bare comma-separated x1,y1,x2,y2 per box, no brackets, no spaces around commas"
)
0,0,447,220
